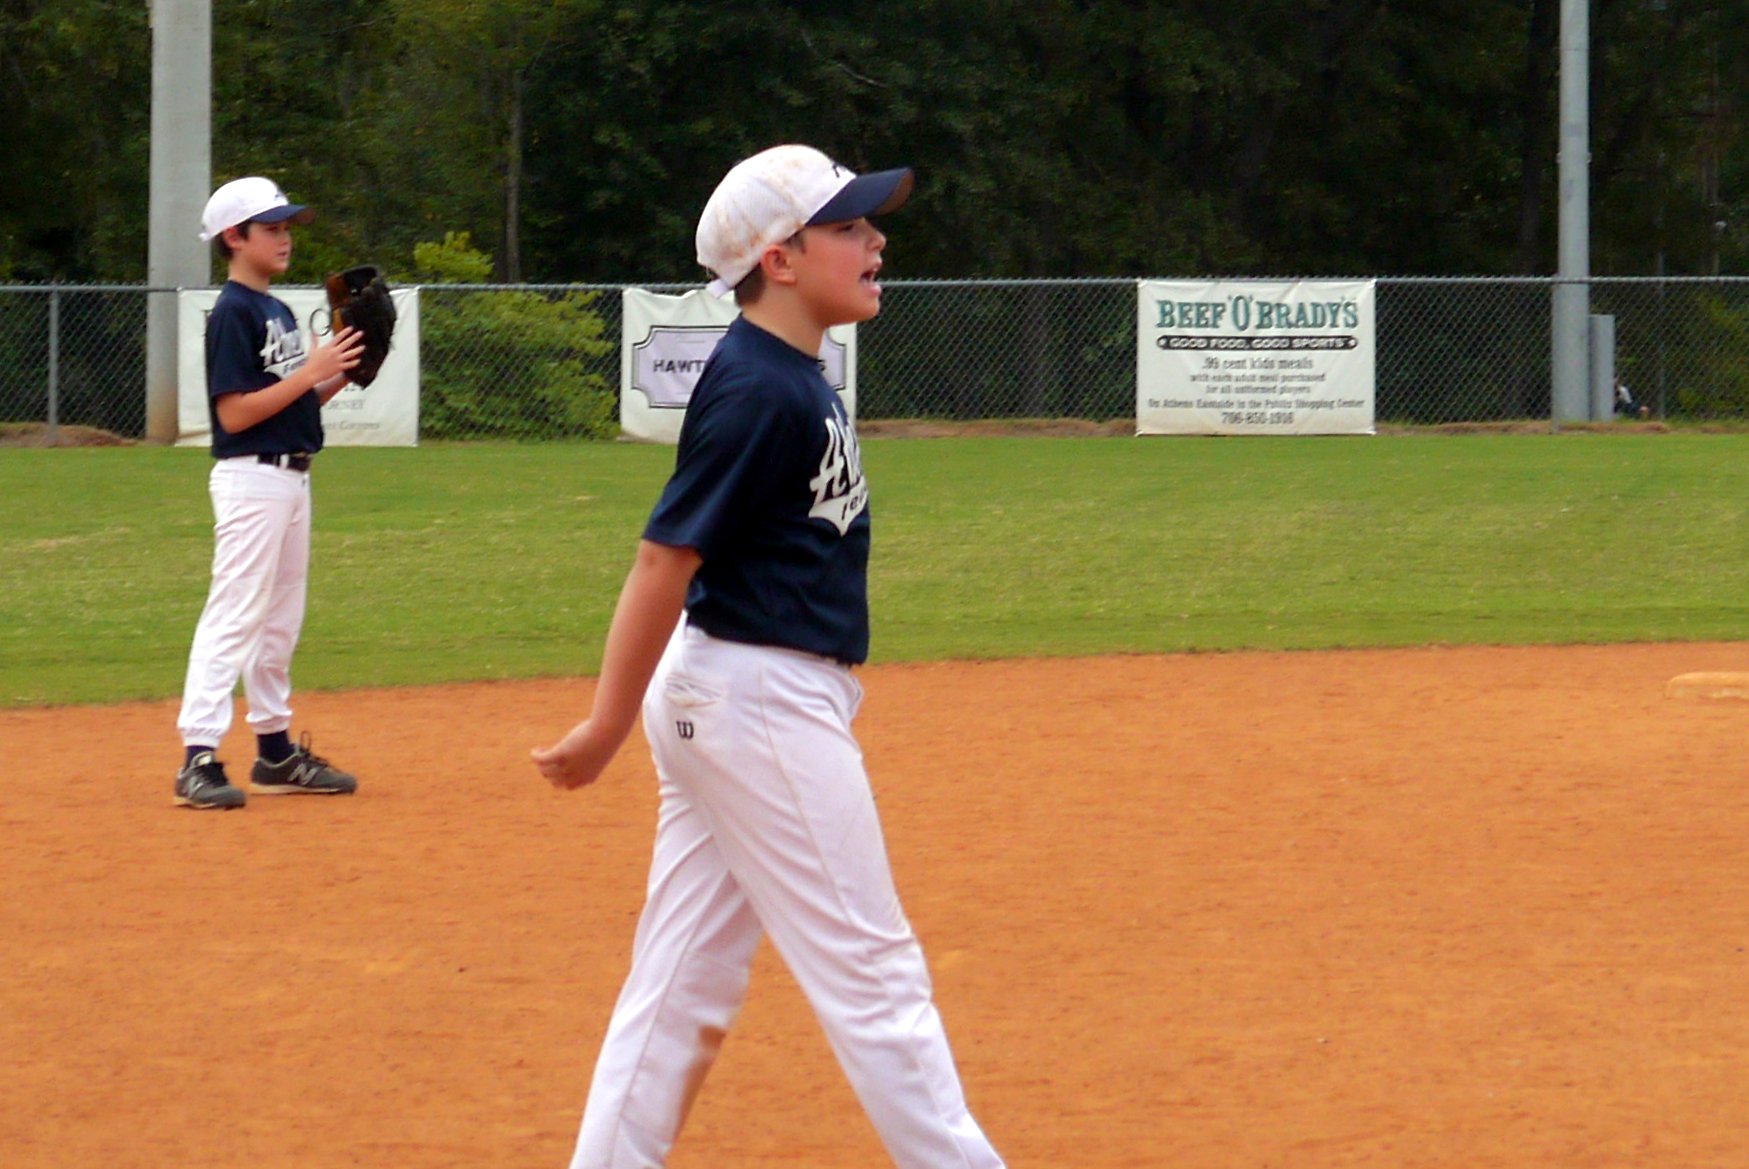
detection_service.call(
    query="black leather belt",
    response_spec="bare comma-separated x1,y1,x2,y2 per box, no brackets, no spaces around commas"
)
257,452,313,472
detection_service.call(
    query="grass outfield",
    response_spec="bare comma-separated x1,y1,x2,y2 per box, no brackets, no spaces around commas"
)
3,434,1748,707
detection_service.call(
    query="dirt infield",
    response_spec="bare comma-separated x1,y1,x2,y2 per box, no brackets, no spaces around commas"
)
4,641,1749,1168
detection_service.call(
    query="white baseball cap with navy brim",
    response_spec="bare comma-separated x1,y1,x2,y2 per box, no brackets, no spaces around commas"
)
695,145,914,297
198,176,316,242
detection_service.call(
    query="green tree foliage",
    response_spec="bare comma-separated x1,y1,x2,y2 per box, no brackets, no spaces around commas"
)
0,1,149,281
358,0,605,282
1591,0,1749,277
1678,291,1749,414
407,232,616,439
515,0,1749,279
207,0,395,284
5,0,1749,282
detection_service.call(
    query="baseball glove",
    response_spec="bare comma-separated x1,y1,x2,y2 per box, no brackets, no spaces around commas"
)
324,265,397,387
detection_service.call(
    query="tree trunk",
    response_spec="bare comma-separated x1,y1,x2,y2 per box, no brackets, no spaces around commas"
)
1514,0,1559,275
503,71,524,283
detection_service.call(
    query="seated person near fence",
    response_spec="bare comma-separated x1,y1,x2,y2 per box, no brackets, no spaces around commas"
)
1614,376,1648,419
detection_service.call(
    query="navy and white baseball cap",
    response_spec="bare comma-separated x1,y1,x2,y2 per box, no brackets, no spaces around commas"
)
695,145,914,297
198,176,316,242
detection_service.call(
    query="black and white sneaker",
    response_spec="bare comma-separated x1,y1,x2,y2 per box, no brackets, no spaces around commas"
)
249,733,358,796
174,751,247,809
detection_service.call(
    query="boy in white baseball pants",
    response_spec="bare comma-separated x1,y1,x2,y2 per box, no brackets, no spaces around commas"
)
174,177,364,810
533,145,1005,1168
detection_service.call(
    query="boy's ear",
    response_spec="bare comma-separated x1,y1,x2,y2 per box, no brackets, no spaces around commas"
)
758,240,800,287
221,224,247,249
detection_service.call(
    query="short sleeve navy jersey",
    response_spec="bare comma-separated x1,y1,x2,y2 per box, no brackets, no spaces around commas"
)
205,280,324,458
644,317,871,664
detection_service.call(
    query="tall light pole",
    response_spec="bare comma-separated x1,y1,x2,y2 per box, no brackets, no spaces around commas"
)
145,0,211,444
1551,0,1590,425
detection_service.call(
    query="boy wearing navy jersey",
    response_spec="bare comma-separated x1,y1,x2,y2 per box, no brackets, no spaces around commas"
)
534,145,1004,1168
173,177,364,809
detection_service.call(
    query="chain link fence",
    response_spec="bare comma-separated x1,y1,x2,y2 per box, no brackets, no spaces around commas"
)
0,285,154,440
4,277,1747,442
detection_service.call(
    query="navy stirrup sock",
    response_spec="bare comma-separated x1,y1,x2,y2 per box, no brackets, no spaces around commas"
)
257,731,293,764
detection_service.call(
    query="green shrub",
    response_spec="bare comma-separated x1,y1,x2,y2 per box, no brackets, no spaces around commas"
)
1675,292,1749,417
408,232,616,439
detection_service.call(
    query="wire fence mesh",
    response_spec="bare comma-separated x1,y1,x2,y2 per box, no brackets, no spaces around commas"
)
0,286,154,440
3,277,1747,441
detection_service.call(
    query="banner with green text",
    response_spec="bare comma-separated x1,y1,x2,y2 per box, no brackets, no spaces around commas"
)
1136,280,1376,435
176,287,421,447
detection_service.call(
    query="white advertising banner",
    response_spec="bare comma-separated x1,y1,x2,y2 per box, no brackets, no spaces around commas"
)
620,288,856,444
1136,279,1376,436
176,286,421,446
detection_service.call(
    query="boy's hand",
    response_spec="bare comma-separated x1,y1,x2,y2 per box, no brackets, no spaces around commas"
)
306,326,365,387
532,719,624,790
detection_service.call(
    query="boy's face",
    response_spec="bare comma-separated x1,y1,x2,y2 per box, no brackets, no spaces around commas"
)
226,219,295,279
785,217,888,325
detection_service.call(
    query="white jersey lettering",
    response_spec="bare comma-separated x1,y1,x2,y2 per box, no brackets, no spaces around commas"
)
808,406,868,536
259,318,308,380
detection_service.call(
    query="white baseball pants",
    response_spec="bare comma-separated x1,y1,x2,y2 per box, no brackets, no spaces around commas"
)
568,622,1003,1169
177,458,311,747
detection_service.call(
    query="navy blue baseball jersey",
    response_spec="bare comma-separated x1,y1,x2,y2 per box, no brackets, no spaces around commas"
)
205,280,324,459
644,316,871,664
